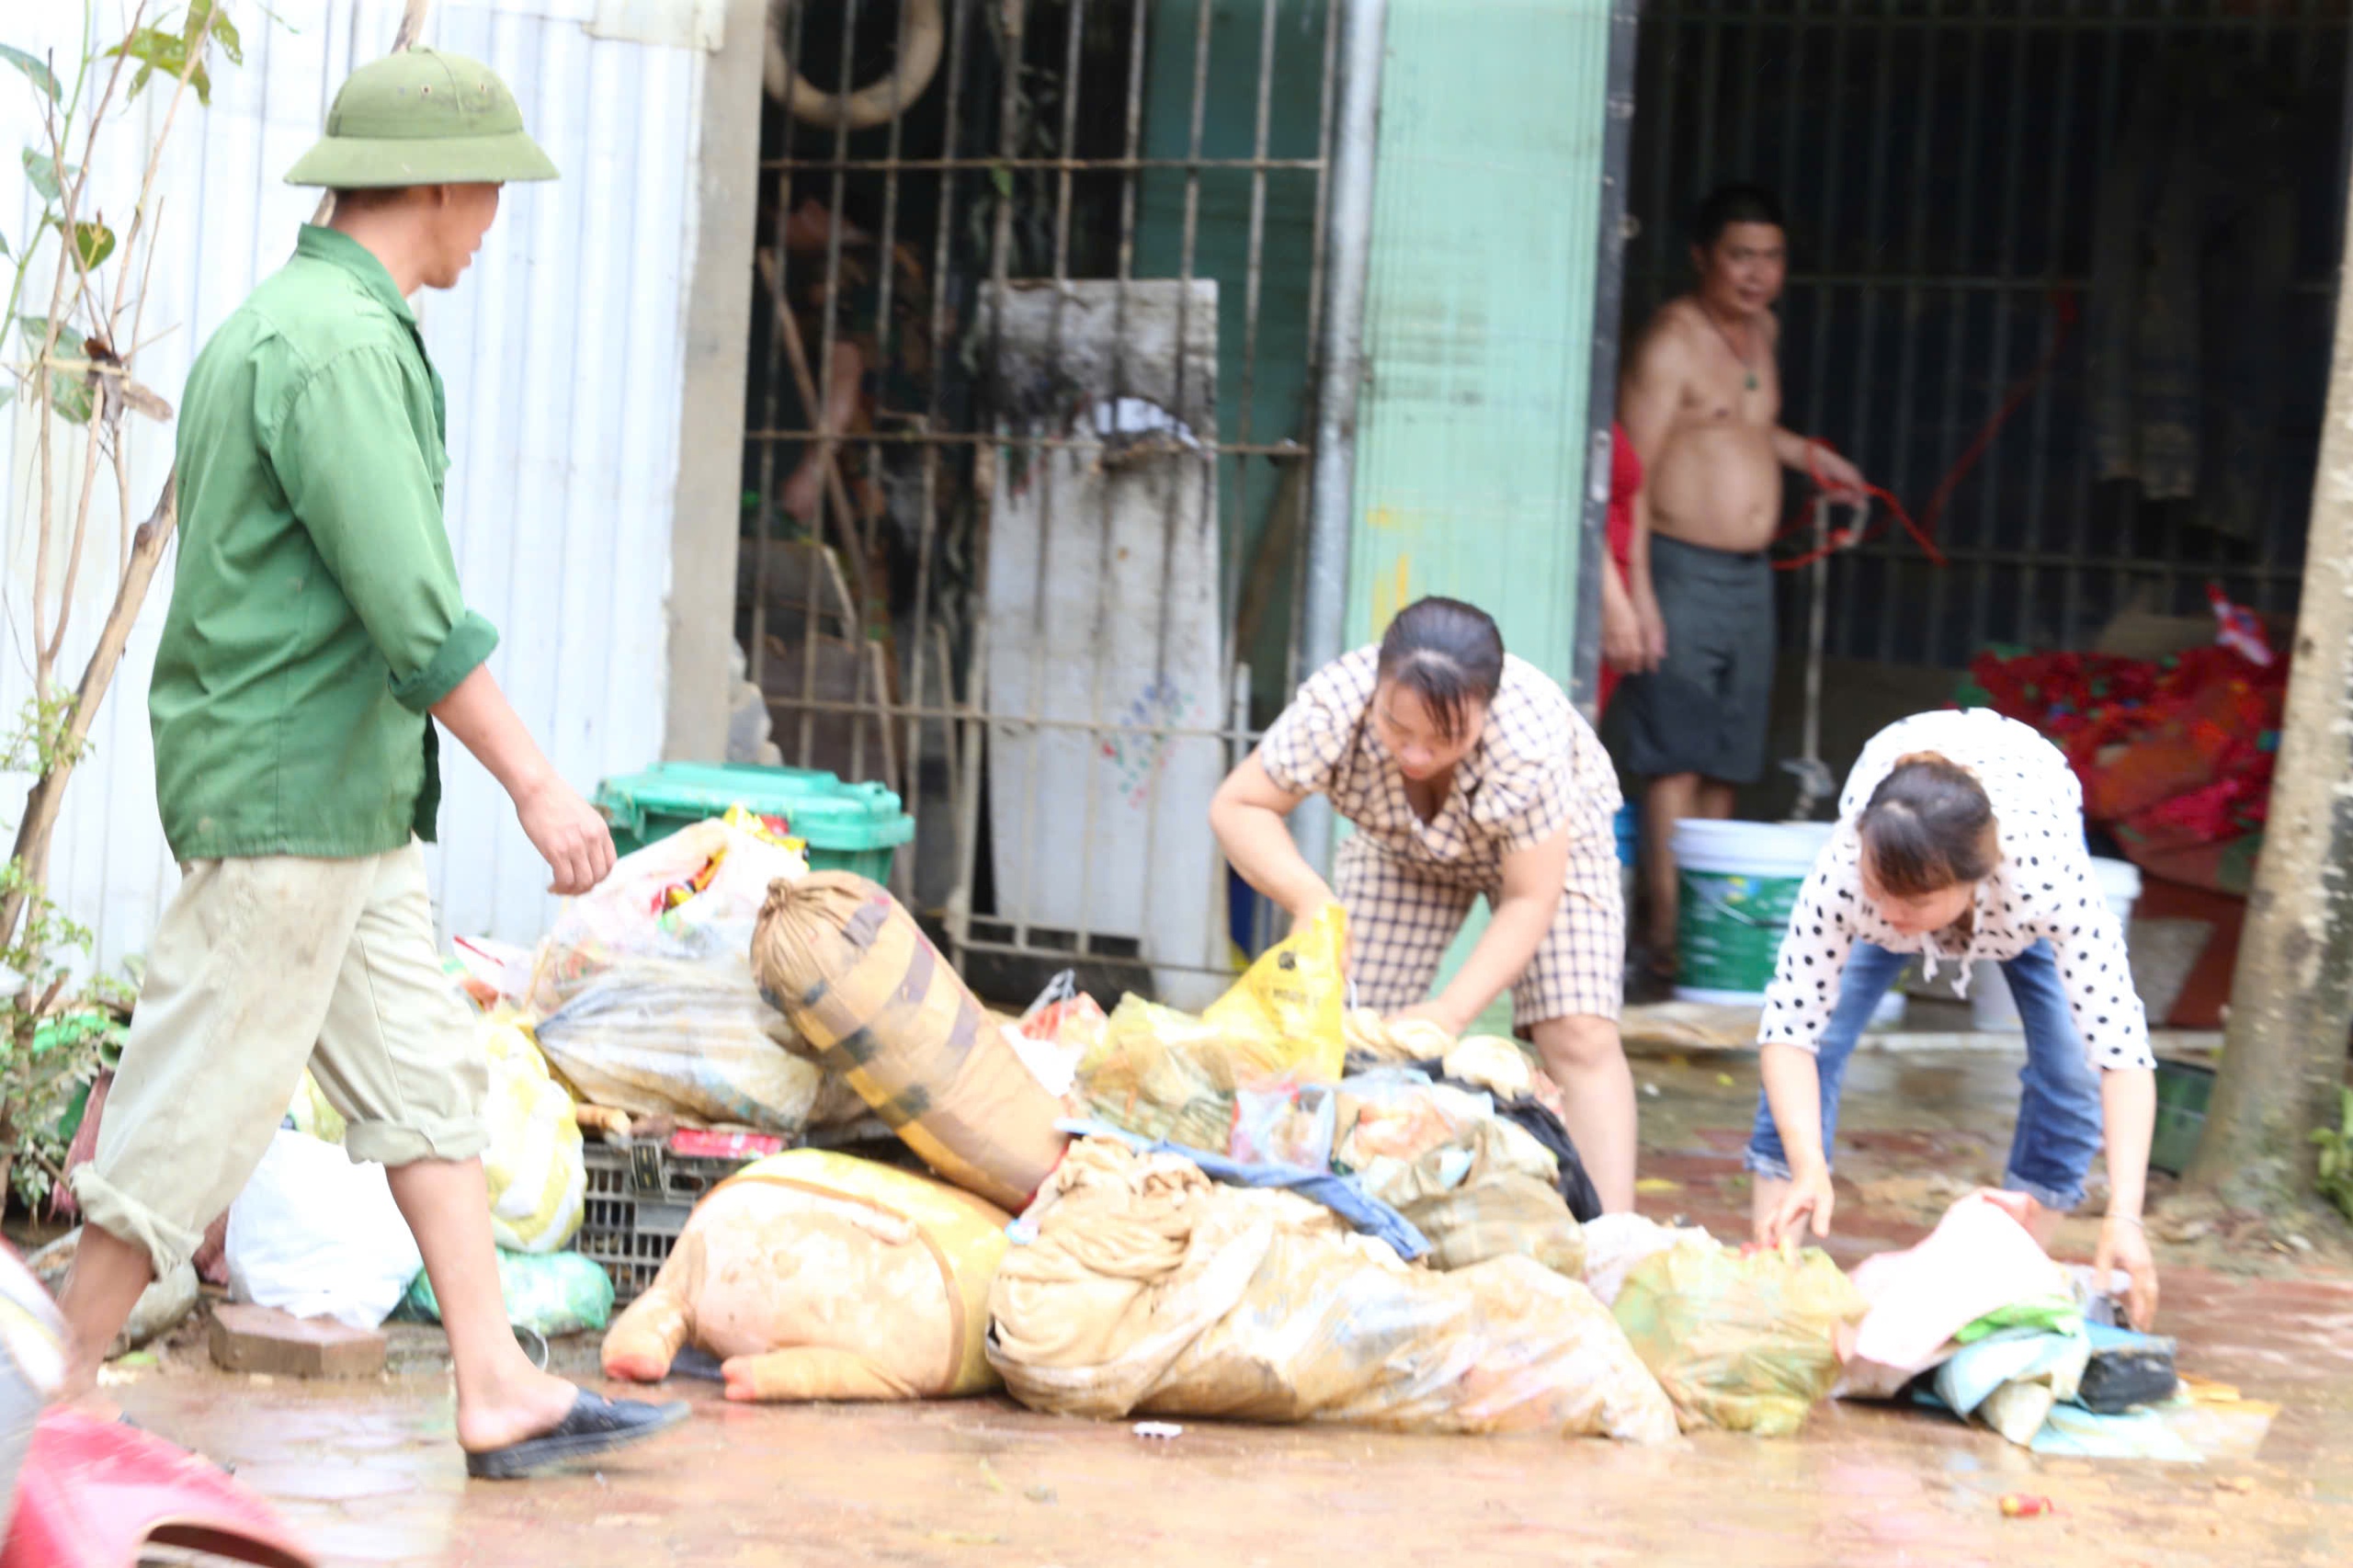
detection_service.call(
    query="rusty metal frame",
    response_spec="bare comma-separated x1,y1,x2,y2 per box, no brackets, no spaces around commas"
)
743,0,1346,988
1630,0,2346,667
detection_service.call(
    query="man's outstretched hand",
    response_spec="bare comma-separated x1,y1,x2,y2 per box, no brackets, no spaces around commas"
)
517,775,615,896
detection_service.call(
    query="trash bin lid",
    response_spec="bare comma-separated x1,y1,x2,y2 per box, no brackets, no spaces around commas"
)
594,763,914,850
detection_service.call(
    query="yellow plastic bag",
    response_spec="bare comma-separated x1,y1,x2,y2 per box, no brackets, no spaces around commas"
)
1199,904,1348,1082
480,1016,587,1254
1074,909,1350,1147
1611,1235,1869,1436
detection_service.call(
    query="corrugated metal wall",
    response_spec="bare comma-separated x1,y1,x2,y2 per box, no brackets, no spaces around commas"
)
0,0,706,970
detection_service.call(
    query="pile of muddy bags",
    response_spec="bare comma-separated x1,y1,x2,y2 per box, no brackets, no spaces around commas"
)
533,820,825,1134
603,1149,1010,1402
1065,909,1352,1149
1610,1234,1869,1436
752,874,1066,1210
1223,1067,1586,1278
985,1138,1677,1444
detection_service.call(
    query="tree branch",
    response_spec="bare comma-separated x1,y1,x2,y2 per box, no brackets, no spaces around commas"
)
42,0,222,673
0,479,176,949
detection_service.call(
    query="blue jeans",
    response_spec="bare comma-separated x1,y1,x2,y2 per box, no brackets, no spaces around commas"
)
1744,941,2104,1210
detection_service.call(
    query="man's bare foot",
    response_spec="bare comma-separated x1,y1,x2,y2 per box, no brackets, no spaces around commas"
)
455,1365,588,1456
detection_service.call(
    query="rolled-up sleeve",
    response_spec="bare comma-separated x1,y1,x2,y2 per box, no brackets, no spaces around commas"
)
269,345,499,712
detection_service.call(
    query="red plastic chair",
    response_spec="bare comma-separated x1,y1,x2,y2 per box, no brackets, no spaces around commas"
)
2,1408,314,1568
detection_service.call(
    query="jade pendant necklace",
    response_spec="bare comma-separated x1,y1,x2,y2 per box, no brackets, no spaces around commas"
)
1705,309,1760,392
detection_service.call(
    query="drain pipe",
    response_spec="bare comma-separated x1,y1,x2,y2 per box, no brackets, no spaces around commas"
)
1293,0,1388,879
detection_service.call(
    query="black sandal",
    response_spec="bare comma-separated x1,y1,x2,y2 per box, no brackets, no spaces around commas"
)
463,1390,689,1481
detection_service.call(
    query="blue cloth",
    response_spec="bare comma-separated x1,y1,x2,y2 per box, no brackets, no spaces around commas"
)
2030,1402,2200,1462
1056,1119,1430,1262
1931,1328,2089,1421
1745,939,2104,1210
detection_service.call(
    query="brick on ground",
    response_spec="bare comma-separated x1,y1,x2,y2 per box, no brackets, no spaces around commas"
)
209,1302,386,1379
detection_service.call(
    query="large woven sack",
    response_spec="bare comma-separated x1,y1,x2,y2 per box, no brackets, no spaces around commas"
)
752,873,1067,1210
604,1149,1010,1401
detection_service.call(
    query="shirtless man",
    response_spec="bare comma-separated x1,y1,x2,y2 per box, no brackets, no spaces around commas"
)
1616,183,1866,976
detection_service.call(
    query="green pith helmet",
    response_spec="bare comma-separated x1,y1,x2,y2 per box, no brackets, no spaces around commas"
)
284,49,558,188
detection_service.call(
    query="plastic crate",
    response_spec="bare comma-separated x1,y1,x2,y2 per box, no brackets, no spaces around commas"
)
594,762,915,882
574,1141,758,1304
2149,1059,2215,1176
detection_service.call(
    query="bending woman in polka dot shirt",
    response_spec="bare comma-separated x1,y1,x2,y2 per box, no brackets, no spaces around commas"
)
1750,708,2160,1328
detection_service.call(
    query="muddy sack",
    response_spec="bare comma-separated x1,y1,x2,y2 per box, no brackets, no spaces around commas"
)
987,1138,1677,1444
604,1150,1010,1401
752,873,1067,1210
1612,1235,1869,1437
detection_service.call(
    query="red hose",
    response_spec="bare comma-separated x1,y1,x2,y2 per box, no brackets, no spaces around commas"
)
1772,290,2078,574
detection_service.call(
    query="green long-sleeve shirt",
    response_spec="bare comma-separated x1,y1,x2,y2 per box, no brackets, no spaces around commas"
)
154,224,498,862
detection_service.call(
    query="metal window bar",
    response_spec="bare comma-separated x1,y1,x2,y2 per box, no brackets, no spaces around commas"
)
1629,0,2345,671
743,1,1342,996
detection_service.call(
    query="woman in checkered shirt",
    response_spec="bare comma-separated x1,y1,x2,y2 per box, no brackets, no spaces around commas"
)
1211,597,1636,1211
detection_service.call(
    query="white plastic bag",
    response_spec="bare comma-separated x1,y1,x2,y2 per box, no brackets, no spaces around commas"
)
530,821,823,1131
227,1130,421,1332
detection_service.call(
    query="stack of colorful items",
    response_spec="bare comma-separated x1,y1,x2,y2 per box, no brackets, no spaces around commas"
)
1841,1194,2275,1460
652,804,802,914
1962,597,2287,894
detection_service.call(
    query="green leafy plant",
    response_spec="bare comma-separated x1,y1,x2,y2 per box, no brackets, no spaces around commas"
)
2312,1086,2353,1223
108,0,243,105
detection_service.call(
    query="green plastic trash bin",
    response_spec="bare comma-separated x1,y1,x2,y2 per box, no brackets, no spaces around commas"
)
594,762,915,883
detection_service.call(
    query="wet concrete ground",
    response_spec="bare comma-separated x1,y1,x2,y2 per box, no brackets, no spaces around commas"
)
117,1050,2353,1568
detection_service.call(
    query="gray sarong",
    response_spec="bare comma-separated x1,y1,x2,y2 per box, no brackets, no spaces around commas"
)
1616,534,1775,784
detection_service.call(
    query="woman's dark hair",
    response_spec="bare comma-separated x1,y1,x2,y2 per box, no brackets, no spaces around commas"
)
1374,597,1506,744
1858,754,1999,897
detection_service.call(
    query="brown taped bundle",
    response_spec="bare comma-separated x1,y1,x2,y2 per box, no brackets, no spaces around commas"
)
752,873,1067,1210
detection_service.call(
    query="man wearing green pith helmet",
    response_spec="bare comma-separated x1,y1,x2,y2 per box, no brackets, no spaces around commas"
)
57,50,686,1479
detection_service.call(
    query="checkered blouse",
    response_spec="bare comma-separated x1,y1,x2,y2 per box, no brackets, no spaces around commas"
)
1256,648,1621,886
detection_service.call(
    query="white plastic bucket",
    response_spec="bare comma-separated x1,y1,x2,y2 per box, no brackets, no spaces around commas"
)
1970,856,2143,1031
1669,821,1814,986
